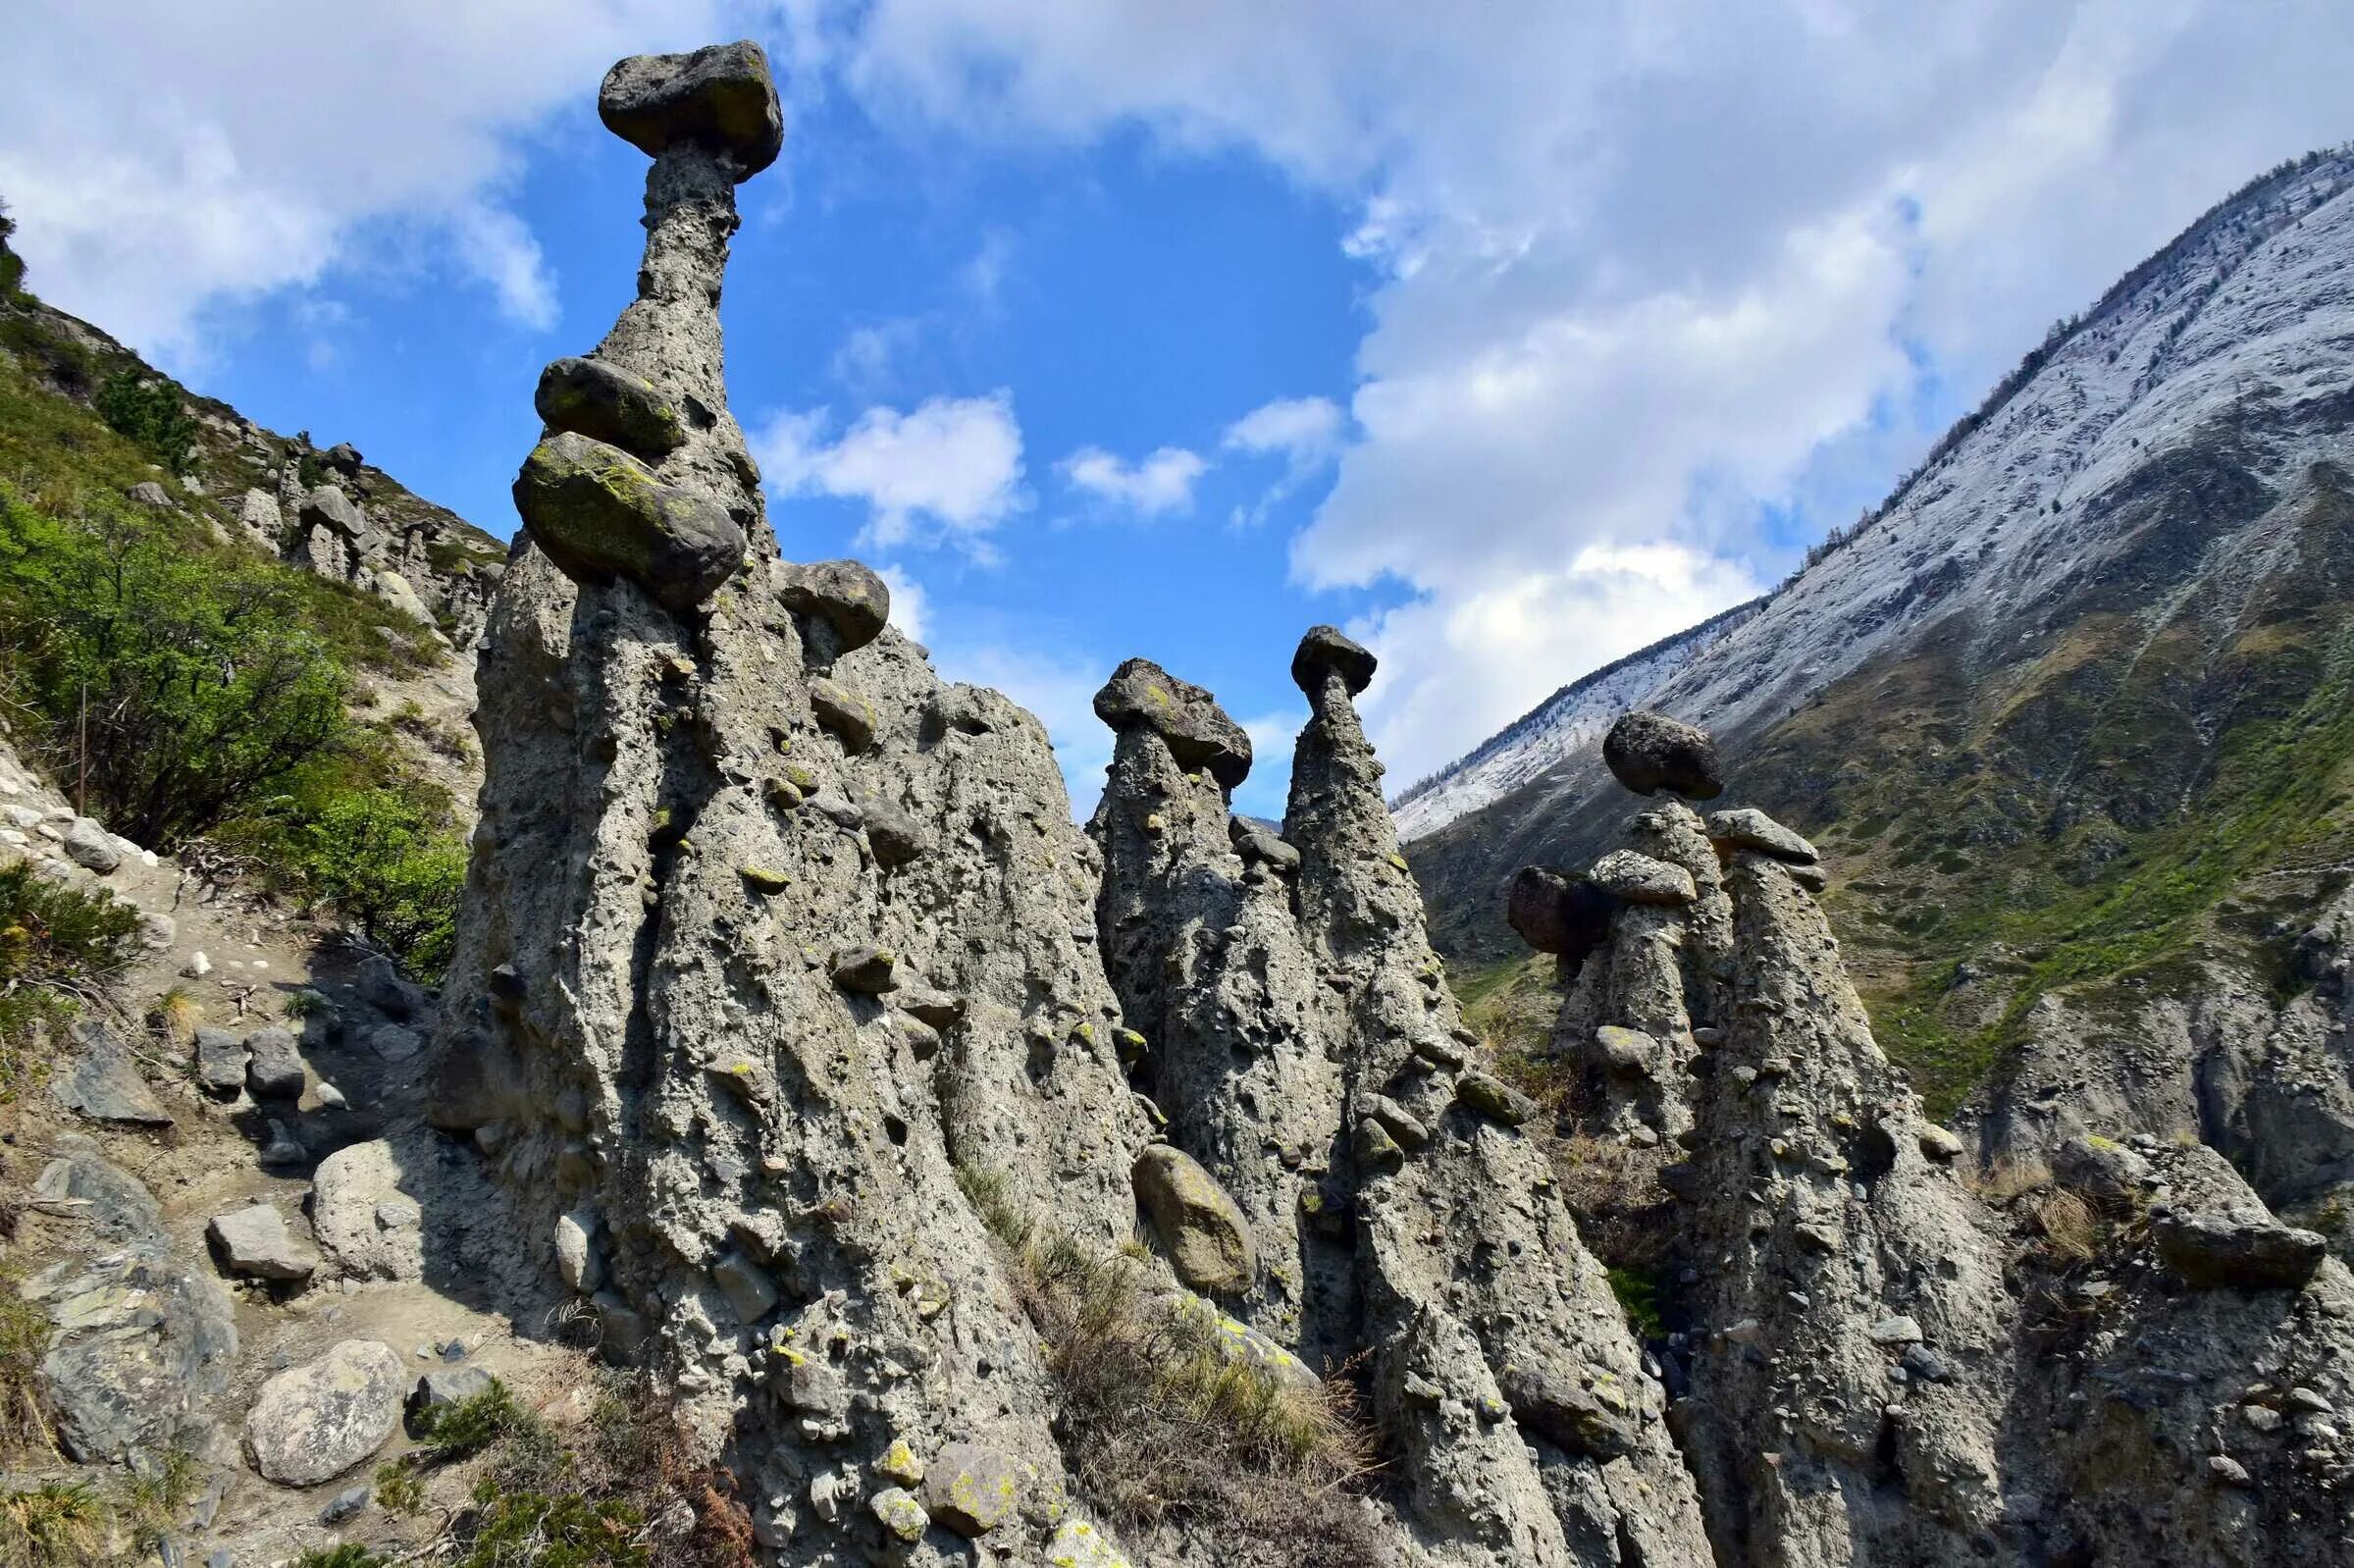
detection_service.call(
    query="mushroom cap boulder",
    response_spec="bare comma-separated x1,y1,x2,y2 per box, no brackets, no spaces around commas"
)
1290,623,1378,697
599,40,784,178
534,356,685,460
1506,865,1618,970
513,432,745,612
776,559,891,657
1093,657,1253,789
1601,710,1724,800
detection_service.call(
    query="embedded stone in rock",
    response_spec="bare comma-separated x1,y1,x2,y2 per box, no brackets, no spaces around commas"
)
2053,1133,2152,1205
711,1252,777,1322
829,945,898,994
1047,1518,1132,1566
554,1211,602,1293
53,1020,172,1126
599,39,784,179
1595,1025,1654,1076
62,816,121,872
534,356,685,460
208,1203,319,1281
870,1487,929,1542
1092,657,1252,789
244,1026,306,1098
2153,1207,2327,1289
1590,848,1698,906
923,1441,1024,1537
861,796,930,868
1456,1072,1537,1126
809,676,878,752
512,432,745,612
1918,1124,1966,1161
1289,623,1377,696
244,1338,406,1487
1499,1367,1639,1460
1130,1144,1257,1294
1506,865,1617,967
897,987,964,1028
1602,710,1723,799
1229,817,1301,871
312,1140,424,1282
298,484,370,541
1706,807,1819,863
776,559,890,658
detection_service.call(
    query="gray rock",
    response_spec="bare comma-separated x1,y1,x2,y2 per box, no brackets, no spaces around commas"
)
361,1021,423,1062
193,1026,247,1096
244,1026,305,1098
598,39,784,178
31,1135,163,1238
711,1252,776,1322
1457,1071,1538,1126
1590,848,1697,906
1228,817,1301,871
896,987,965,1028
355,952,424,1019
1705,807,1819,864
828,944,897,994
2153,1206,2327,1290
860,796,929,868
53,1020,172,1126
207,1203,319,1281
311,1140,424,1281
776,559,890,659
61,816,121,872
512,432,745,612
1499,1366,1639,1459
1131,1144,1256,1294
1092,657,1252,788
1289,623,1377,696
923,1441,1024,1537
535,355,685,460
257,1120,307,1169
808,677,877,752
1505,865,1617,967
127,480,172,508
243,1338,406,1486
554,1210,602,1293
408,1365,496,1425
1602,710,1723,799
321,442,364,476
2053,1133,2152,1204
298,483,369,541
319,1484,371,1524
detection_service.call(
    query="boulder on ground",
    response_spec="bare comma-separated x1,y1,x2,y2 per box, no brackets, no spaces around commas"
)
407,1365,496,1430
534,356,685,460
1602,711,1723,800
193,1026,249,1097
244,1025,306,1098
207,1203,319,1281
127,481,172,509
1290,623,1377,697
321,442,364,476
1130,1144,1256,1294
311,1139,425,1281
598,40,785,178
243,1338,406,1486
1093,657,1252,789
61,816,121,872
513,432,745,612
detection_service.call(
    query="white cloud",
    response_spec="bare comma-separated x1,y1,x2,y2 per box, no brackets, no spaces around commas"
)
874,563,930,643
829,318,923,398
1223,395,1344,462
757,392,1027,552
1059,444,1205,517
823,0,2354,781
0,1,754,363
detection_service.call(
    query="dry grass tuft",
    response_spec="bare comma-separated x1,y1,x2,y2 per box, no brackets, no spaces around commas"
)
1964,1157,2054,1205
0,1480,108,1567
0,1270,53,1456
2030,1188,2102,1264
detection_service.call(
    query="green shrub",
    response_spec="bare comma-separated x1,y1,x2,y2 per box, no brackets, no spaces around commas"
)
1,1268,56,1452
237,777,467,978
455,1481,648,1568
0,204,24,301
0,860,140,1096
0,491,350,846
93,370,195,474
294,1548,390,1568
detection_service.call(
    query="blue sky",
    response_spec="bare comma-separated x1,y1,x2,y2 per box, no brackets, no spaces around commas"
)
6,1,2352,815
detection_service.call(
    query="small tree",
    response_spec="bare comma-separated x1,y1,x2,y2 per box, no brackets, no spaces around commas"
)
94,371,197,475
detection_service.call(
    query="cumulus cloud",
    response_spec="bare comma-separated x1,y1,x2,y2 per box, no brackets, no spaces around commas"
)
874,562,930,643
825,0,2354,781
757,391,1027,552
1059,444,1206,517
1224,395,1344,462
0,0,755,362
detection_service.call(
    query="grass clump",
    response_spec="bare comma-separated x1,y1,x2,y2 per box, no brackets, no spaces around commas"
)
958,1164,1381,1567
0,1269,52,1454
0,1481,107,1567
294,1548,391,1568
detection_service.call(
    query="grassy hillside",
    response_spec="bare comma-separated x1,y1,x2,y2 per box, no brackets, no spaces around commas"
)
0,213,473,978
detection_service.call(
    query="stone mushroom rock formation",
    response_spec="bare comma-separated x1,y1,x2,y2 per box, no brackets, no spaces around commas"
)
599,40,785,178
1092,655,1254,789
1602,709,1724,799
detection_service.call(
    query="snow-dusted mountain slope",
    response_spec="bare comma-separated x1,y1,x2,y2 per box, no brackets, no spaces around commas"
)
1391,601,1759,841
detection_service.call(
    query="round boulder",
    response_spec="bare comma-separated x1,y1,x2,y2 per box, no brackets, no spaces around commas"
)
513,432,745,612
1290,624,1377,698
1093,657,1252,789
534,356,685,460
1602,711,1724,800
776,559,890,659
244,1339,406,1486
599,40,784,179
1505,866,1618,969
1131,1144,1256,1294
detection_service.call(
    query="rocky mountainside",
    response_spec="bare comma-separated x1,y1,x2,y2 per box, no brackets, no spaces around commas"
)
10,40,2354,1568
1405,145,2354,1233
